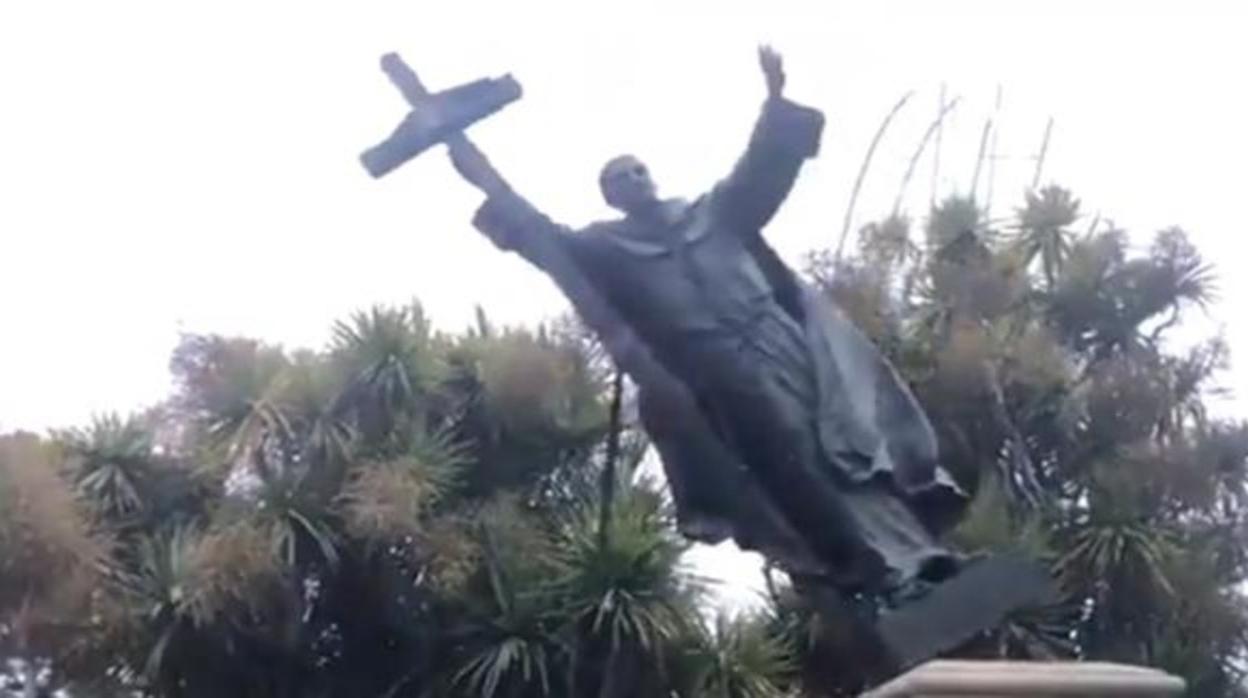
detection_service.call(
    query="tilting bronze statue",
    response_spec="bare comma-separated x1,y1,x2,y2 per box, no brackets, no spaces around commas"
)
362,47,1053,677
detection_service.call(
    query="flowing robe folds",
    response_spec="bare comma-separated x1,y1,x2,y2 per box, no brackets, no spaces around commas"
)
472,96,967,590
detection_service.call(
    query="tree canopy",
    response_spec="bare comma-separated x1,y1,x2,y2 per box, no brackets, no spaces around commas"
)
3,181,1245,697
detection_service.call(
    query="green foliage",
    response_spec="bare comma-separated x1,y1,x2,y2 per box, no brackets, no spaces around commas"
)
55,413,156,524
3,178,1244,697
338,429,465,544
668,612,797,698
951,476,1052,561
330,303,443,445
550,476,699,654
809,185,1248,694
0,433,106,661
447,512,561,698
2,303,723,698
1015,185,1079,287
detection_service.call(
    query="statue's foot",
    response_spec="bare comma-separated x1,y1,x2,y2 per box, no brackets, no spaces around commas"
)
881,576,934,608
879,549,976,609
875,553,1058,672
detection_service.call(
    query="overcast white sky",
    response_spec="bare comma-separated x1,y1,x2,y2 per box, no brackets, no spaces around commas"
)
2,0,1246,606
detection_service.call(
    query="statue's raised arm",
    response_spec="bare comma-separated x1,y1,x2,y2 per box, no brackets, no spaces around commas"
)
354,51,572,270
445,139,576,273
712,46,826,234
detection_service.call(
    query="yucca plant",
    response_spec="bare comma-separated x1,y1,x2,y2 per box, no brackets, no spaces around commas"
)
1014,185,1079,289
270,351,357,500
0,433,107,673
169,334,292,461
248,461,341,570
103,520,293,698
116,524,206,684
445,321,610,498
447,519,562,698
551,480,695,652
338,428,465,544
549,476,703,697
56,413,157,525
668,611,796,698
330,303,444,445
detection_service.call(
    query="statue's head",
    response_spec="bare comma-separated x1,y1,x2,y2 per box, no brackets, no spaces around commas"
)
599,155,658,215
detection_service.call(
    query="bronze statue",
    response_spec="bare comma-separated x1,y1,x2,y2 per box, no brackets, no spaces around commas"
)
362,47,1053,676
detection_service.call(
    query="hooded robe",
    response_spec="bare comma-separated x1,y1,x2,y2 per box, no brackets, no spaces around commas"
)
472,95,967,591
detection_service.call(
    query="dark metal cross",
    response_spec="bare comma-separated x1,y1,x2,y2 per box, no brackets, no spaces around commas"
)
359,52,521,178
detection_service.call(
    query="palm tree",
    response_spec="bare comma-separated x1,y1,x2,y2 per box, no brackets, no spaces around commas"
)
1015,186,1079,289
56,413,157,526
444,513,562,698
829,176,1245,694
445,319,609,498
550,474,702,698
121,524,207,689
1045,227,1214,361
168,334,292,462
102,519,292,698
337,428,465,545
0,433,107,698
667,612,796,698
330,303,443,447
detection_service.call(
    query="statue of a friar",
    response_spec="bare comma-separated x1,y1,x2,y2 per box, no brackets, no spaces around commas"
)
441,46,972,607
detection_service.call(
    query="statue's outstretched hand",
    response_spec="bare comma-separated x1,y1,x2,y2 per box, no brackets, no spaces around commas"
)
448,139,507,195
758,45,785,99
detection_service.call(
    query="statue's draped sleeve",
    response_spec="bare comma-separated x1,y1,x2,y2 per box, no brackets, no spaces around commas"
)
713,96,825,233
470,188,578,271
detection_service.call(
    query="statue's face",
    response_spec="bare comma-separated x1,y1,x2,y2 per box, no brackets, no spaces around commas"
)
600,155,658,214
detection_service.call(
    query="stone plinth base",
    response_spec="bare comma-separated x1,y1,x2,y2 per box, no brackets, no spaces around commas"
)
863,660,1185,697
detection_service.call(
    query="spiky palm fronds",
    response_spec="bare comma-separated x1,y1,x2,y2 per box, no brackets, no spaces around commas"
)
0,433,106,643
55,414,157,523
449,521,562,698
338,429,466,544
669,611,796,698
331,303,443,444
1014,186,1080,288
550,477,701,656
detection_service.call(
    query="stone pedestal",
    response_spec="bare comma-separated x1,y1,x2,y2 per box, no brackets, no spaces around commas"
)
863,660,1185,697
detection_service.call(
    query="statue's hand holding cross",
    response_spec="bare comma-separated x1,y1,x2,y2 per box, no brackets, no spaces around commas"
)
759,44,786,99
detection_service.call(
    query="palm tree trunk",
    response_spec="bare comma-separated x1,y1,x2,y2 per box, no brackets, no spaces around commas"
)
597,642,642,698
14,595,40,698
20,662,39,698
597,369,625,549
596,645,619,698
